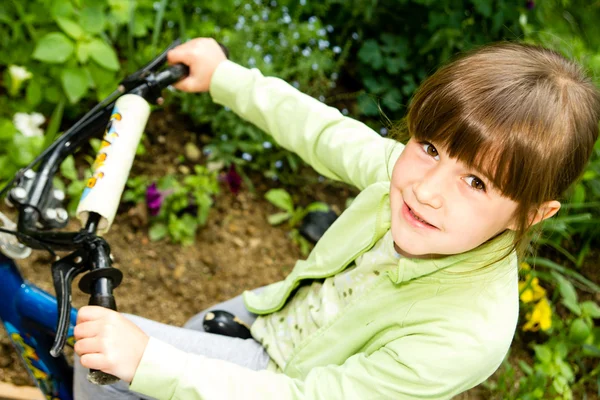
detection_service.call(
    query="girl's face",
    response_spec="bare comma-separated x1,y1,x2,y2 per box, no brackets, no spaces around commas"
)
390,138,519,258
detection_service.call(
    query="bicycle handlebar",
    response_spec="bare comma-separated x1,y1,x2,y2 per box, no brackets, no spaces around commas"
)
1,40,196,386
3,38,227,386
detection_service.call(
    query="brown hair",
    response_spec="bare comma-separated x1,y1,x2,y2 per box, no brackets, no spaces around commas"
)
393,42,600,255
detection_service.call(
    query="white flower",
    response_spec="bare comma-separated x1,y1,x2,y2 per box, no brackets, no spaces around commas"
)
8,65,33,96
9,65,32,82
13,112,45,137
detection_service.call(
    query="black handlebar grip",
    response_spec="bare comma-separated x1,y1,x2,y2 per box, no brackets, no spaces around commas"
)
167,63,190,81
87,287,121,385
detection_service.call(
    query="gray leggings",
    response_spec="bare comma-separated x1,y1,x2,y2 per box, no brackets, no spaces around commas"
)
74,288,270,399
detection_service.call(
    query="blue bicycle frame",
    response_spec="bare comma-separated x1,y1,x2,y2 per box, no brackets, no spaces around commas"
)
1,253,77,400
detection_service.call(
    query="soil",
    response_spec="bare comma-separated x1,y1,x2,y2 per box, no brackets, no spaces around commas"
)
1,109,599,399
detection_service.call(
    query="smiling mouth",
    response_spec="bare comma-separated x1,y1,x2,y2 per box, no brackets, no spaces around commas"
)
405,203,438,229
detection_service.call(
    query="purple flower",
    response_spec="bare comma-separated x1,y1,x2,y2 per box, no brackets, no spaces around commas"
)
146,183,164,216
526,0,535,9
224,165,242,195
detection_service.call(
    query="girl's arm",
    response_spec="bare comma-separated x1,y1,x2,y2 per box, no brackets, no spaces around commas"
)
74,306,504,399
168,38,404,191
129,332,497,400
209,61,403,190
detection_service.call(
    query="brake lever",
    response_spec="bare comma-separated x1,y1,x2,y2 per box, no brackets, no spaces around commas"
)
49,249,90,357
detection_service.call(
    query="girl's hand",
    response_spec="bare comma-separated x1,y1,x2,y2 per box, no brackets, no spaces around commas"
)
74,306,149,383
167,37,228,93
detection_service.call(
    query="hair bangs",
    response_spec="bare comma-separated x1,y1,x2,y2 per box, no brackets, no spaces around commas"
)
410,103,548,202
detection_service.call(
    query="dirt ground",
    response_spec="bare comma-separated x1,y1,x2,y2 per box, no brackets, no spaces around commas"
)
1,110,598,399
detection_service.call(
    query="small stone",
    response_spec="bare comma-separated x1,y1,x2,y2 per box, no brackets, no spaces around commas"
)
157,135,166,144
173,265,186,280
178,165,190,175
232,237,246,248
184,142,201,162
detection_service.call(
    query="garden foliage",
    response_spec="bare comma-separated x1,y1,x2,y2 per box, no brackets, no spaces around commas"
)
1,0,600,397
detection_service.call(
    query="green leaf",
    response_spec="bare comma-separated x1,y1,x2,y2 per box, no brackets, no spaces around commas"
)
80,6,105,34
581,301,600,318
86,63,116,90
60,155,78,181
26,79,42,107
32,32,74,63
527,256,600,293
570,183,586,204
44,100,65,149
0,118,16,141
88,39,120,71
50,0,75,18
268,212,291,225
306,202,330,213
358,40,384,70
149,223,168,241
55,17,84,40
357,93,380,116
77,42,90,63
533,345,552,364
385,56,408,74
517,360,533,376
265,189,294,213
582,344,600,358
569,318,591,344
552,272,578,305
61,68,89,103
472,0,493,18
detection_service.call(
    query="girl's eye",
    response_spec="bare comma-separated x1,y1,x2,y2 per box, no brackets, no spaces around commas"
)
465,176,486,192
421,142,439,160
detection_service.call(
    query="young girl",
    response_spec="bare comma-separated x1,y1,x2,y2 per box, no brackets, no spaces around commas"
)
73,38,600,399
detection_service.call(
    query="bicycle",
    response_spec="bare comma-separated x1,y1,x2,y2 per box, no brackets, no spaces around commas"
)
0,40,196,400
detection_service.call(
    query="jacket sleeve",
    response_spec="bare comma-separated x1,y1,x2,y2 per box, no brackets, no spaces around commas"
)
129,332,502,400
209,61,403,191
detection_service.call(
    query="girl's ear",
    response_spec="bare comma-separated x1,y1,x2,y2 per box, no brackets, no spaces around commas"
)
530,200,561,226
507,200,561,231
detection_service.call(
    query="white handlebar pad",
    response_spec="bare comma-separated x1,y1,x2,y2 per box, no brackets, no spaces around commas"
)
76,94,150,234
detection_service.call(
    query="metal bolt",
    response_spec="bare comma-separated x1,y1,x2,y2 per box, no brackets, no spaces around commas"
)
53,189,65,201
12,187,27,201
45,208,57,220
56,208,68,223
24,169,36,179
74,256,83,264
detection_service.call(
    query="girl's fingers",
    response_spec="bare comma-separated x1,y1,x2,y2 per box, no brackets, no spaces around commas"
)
73,337,103,356
171,78,197,92
73,320,102,340
79,353,108,371
76,305,113,324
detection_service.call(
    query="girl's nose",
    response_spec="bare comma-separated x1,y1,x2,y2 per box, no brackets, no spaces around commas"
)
412,168,444,209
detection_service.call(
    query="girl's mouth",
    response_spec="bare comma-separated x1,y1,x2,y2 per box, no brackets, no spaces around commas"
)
402,202,438,230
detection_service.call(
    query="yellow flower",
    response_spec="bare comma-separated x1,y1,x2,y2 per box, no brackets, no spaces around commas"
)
519,276,547,303
523,297,552,332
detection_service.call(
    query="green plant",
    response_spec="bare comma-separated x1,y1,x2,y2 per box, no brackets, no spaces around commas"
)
172,0,338,184
264,188,328,255
488,262,600,399
147,165,220,245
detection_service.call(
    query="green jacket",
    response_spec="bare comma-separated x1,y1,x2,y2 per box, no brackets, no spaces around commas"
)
130,61,519,400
